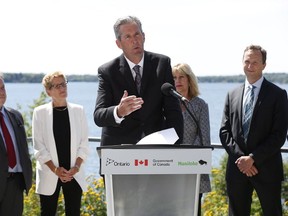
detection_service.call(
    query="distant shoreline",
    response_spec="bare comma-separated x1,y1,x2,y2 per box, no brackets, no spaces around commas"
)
3,72,288,84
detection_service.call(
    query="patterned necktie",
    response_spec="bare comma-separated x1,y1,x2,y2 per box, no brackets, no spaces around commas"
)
243,85,256,141
0,112,16,168
133,65,141,93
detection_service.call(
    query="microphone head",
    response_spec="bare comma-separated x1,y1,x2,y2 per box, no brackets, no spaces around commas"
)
161,83,174,96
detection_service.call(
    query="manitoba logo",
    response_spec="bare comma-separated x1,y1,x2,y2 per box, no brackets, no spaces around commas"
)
134,159,148,166
198,159,207,165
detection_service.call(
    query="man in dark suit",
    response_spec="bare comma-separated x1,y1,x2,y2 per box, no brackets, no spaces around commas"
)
0,74,32,215
94,16,183,146
219,45,288,216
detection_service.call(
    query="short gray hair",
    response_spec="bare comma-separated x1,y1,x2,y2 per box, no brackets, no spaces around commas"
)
113,16,143,40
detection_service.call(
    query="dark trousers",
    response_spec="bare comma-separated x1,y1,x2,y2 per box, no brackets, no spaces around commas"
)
0,173,24,216
227,178,282,216
40,178,82,216
198,193,202,216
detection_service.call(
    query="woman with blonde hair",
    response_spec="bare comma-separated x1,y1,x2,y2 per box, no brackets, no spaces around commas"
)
32,71,89,216
172,63,211,216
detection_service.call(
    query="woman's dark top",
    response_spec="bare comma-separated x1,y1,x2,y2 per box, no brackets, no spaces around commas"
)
53,107,71,170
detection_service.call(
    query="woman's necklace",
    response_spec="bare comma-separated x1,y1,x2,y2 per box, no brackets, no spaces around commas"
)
53,106,68,111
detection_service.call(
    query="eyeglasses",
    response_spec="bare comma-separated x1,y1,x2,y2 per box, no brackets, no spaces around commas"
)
51,81,68,90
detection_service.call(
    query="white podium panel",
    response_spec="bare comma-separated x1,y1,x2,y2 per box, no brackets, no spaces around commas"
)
97,145,212,216
101,148,211,175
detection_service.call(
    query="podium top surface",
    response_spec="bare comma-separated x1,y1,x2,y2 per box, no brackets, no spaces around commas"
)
97,144,213,150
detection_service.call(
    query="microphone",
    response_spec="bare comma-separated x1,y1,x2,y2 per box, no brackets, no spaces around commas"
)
161,83,201,138
161,83,188,102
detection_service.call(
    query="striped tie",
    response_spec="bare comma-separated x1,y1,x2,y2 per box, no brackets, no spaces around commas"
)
133,65,141,94
243,85,255,141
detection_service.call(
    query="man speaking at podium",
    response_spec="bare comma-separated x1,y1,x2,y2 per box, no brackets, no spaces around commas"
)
94,16,183,146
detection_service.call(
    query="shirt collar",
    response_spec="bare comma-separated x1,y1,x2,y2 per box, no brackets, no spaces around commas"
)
245,76,264,90
0,106,5,114
0,107,8,119
124,55,144,70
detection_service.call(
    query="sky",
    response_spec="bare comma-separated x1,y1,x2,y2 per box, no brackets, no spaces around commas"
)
0,0,287,76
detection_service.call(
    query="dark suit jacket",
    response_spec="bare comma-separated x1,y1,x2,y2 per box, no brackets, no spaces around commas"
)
219,78,288,183
94,51,183,146
0,107,32,201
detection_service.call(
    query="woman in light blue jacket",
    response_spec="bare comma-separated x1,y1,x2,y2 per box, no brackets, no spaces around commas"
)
32,71,89,216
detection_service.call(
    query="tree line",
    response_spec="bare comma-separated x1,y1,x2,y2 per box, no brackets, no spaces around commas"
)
198,72,288,84
3,72,288,83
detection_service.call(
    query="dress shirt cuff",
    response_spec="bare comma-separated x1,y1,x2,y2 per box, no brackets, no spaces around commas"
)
114,106,125,124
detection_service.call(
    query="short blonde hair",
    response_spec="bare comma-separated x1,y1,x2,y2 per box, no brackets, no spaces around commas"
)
172,63,199,98
42,71,67,89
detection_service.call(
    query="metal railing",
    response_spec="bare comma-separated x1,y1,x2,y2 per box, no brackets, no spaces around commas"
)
87,137,288,153
27,136,288,154
89,137,288,153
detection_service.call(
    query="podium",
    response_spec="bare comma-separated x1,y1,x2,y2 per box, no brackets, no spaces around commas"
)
97,145,212,216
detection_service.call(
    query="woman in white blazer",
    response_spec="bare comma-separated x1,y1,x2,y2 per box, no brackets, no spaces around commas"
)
32,71,89,216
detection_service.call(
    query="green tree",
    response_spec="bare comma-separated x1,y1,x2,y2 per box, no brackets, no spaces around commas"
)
202,155,229,215
18,91,49,137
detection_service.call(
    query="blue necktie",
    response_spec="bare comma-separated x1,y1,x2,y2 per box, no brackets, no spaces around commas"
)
133,65,141,93
243,85,255,141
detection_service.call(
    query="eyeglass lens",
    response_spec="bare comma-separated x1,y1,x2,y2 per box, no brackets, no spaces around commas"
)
52,81,68,89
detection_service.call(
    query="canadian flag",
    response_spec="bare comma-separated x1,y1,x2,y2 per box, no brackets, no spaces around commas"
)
135,159,148,166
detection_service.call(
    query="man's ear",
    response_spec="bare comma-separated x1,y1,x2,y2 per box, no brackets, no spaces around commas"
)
116,39,122,49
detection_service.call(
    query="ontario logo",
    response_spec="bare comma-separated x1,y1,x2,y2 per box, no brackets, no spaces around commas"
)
134,159,148,166
105,158,130,166
106,158,115,166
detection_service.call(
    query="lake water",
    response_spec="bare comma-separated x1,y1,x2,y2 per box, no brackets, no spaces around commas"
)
5,82,288,177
